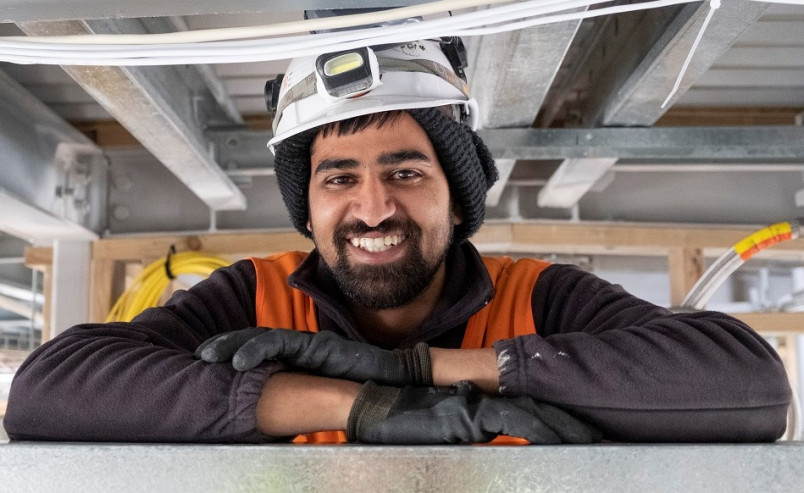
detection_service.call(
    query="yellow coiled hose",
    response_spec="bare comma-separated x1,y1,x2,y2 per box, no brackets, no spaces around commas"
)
106,251,231,322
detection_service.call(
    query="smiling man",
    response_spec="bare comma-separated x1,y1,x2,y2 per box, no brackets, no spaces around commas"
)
309,114,455,318
5,40,791,445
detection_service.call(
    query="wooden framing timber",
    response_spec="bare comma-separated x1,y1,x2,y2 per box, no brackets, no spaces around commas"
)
472,222,804,259
23,221,804,334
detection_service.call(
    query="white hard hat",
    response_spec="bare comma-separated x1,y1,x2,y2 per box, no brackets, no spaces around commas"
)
266,39,478,154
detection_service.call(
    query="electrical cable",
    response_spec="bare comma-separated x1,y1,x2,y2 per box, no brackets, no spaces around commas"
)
5,0,515,45
0,0,705,65
0,0,608,58
105,251,230,323
680,220,803,311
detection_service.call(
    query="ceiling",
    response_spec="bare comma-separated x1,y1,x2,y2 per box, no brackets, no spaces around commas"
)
0,0,803,339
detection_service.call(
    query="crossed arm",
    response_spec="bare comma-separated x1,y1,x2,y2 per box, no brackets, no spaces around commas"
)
5,259,791,443
253,347,498,436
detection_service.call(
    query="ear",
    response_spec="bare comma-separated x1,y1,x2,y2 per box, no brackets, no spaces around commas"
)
306,219,313,232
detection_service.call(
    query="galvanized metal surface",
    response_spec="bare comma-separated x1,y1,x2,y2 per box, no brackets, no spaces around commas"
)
208,125,804,162
0,442,802,492
601,0,770,126
0,68,104,244
468,8,585,129
538,157,617,208
480,126,804,161
18,18,247,211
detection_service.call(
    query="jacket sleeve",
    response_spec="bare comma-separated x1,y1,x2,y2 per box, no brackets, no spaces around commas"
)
4,260,284,443
493,264,792,442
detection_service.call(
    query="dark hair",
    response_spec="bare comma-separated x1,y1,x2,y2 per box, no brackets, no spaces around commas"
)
319,110,406,138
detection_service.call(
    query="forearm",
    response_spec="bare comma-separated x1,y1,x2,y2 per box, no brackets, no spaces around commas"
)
494,319,791,441
256,373,361,436
6,323,278,442
6,261,266,442
429,347,499,394
505,263,792,441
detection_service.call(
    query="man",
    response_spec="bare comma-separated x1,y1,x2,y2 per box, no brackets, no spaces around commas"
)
5,40,791,444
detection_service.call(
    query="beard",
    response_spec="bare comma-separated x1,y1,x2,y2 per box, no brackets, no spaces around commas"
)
322,218,453,310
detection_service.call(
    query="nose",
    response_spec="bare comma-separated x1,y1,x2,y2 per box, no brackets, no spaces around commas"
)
350,176,396,227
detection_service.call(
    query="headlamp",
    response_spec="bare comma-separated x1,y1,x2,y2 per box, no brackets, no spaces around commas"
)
315,48,379,99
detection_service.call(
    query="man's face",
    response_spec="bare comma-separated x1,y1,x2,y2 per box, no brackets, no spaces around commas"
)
307,112,461,310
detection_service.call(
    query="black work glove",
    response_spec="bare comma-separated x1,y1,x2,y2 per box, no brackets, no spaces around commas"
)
346,380,602,445
195,327,432,386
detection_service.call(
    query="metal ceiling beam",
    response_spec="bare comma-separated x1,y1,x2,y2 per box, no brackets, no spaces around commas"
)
0,190,98,245
537,0,770,208
535,6,690,207
467,7,585,203
597,0,771,126
18,17,247,211
208,125,804,163
480,126,804,160
0,68,102,245
1,0,428,22
485,159,515,207
468,7,586,129
0,293,42,326
537,158,617,208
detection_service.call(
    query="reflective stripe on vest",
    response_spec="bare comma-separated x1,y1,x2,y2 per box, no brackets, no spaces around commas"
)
251,252,551,445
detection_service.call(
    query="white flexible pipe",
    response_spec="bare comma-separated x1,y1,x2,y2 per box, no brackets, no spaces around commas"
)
0,0,612,55
4,0,515,44
0,0,702,65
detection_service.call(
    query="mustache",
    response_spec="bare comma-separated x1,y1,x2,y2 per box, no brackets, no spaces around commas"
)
334,218,419,240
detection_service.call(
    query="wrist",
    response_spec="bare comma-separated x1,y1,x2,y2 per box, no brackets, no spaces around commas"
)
429,347,500,394
346,381,400,442
392,342,432,385
256,373,361,436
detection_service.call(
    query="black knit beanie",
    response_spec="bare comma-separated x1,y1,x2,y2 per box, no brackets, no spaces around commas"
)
273,107,498,244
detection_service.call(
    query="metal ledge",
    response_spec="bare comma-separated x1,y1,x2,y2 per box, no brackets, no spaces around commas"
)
0,442,801,492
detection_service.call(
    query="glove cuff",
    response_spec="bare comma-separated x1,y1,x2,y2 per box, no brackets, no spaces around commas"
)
346,381,400,442
393,342,432,386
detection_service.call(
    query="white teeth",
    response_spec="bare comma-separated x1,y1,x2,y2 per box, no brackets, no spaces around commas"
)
349,234,405,253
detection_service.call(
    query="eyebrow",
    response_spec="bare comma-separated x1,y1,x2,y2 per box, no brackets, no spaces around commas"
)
377,150,433,165
314,150,432,174
314,158,359,174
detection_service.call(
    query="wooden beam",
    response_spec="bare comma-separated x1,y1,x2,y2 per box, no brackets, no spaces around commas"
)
657,107,801,127
728,313,804,335
91,231,314,261
41,267,52,342
473,222,804,259
18,225,804,339
71,120,139,147
24,222,804,267
23,246,53,271
668,248,704,307
779,335,799,414
90,259,117,323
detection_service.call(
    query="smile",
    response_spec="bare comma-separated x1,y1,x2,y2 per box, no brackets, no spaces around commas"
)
349,234,406,253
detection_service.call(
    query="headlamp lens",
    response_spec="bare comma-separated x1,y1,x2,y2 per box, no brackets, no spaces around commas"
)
323,53,365,77
316,48,375,99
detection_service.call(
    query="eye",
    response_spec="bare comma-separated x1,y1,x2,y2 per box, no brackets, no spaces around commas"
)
390,169,422,181
324,175,355,187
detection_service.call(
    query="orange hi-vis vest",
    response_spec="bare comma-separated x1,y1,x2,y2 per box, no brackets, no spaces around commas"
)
251,251,551,445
